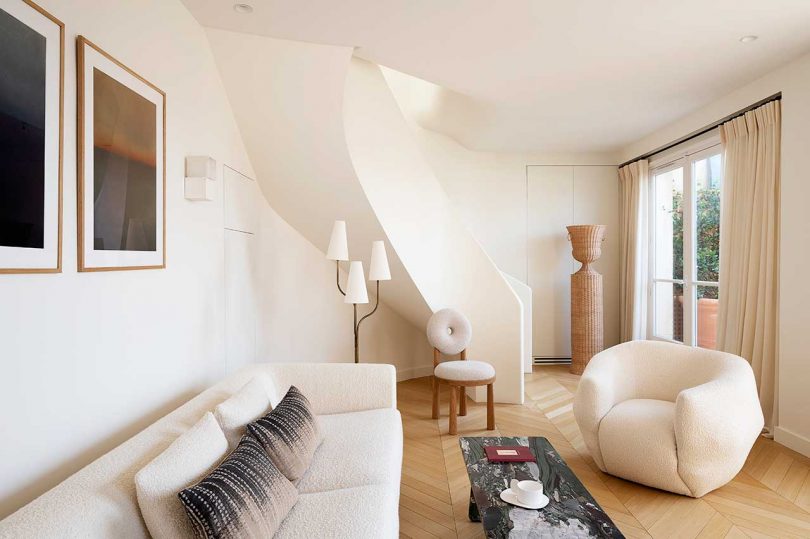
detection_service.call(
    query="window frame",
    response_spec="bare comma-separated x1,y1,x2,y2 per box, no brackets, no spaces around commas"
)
647,135,722,346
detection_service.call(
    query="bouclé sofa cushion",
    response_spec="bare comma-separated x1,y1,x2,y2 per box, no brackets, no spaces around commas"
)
135,412,229,539
214,374,276,449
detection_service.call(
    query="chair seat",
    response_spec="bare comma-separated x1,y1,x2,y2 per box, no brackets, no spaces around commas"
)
434,360,495,382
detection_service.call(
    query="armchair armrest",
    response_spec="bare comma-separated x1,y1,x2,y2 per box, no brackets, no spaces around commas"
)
675,358,764,497
573,353,634,471
263,363,397,415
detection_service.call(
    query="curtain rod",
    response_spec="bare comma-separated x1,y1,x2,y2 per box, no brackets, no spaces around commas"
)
618,92,782,169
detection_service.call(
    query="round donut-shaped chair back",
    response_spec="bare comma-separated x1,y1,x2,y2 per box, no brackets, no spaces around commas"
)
427,308,472,356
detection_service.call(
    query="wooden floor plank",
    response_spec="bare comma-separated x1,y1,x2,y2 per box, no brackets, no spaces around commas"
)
397,368,808,538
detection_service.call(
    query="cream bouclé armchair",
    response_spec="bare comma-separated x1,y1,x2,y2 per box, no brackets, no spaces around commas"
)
573,340,764,497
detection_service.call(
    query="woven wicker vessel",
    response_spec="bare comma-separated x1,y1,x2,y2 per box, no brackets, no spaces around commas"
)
567,225,606,375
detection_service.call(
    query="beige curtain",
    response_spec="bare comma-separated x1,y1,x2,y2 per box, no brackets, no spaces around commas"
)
618,160,649,342
717,100,781,430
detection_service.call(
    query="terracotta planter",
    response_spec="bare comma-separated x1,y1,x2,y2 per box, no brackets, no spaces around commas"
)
697,298,718,350
673,295,718,349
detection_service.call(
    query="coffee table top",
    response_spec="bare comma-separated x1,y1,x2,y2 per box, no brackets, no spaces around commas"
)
460,436,623,538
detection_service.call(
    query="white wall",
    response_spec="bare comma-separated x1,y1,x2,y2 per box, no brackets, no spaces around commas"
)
0,0,431,519
223,162,431,377
502,272,533,373
0,0,251,518
204,28,433,333
387,125,617,284
345,58,525,403
618,50,810,457
258,191,432,379
384,70,620,359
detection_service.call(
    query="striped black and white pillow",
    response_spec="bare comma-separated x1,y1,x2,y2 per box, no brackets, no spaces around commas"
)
247,385,320,482
178,435,297,539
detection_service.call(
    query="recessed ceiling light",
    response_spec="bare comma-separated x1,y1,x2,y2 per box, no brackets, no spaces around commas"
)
739,35,758,43
233,3,253,14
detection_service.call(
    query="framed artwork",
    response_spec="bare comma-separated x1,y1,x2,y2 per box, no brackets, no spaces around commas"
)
0,0,64,273
77,36,165,271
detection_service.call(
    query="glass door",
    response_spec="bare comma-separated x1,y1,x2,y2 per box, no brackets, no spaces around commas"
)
649,144,722,348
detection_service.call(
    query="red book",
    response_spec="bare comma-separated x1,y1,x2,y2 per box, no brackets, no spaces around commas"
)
484,445,536,463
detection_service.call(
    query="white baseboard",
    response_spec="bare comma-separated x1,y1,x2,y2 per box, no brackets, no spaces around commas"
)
396,365,434,382
774,426,810,458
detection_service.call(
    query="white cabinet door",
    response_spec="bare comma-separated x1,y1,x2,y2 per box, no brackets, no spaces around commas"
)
573,166,620,349
225,230,257,374
528,166,574,358
223,166,259,374
527,165,619,358
224,166,259,234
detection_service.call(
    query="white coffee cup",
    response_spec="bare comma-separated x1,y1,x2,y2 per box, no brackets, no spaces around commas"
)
510,479,544,506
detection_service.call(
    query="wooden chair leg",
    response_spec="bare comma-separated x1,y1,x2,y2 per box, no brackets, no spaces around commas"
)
486,383,495,430
449,385,458,435
431,376,439,419
459,387,467,416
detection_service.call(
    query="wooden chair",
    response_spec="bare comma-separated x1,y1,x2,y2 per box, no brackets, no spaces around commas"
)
427,309,496,435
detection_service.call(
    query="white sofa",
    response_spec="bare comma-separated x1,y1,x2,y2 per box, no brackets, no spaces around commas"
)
573,341,763,497
0,363,402,538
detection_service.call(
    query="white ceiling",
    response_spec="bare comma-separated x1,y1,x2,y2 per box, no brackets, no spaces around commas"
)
183,0,810,153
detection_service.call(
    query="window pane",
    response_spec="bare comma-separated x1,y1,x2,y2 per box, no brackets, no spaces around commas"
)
654,168,684,280
697,285,719,349
695,154,722,282
654,282,684,342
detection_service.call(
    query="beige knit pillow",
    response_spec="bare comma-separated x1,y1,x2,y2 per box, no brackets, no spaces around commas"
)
246,385,320,481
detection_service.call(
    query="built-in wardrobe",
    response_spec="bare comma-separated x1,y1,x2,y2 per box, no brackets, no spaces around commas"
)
527,165,619,360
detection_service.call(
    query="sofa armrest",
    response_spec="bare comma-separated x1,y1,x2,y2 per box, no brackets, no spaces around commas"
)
674,358,764,497
262,363,397,415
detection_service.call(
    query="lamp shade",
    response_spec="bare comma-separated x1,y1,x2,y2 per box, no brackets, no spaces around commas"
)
326,220,349,261
344,261,369,304
368,241,391,281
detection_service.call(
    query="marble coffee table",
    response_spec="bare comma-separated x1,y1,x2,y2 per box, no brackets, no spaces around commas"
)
460,436,624,538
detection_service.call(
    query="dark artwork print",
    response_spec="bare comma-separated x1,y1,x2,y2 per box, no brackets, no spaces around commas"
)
93,68,157,251
461,436,624,538
0,8,46,249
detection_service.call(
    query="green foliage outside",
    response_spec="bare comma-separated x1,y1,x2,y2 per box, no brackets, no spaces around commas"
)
671,188,720,299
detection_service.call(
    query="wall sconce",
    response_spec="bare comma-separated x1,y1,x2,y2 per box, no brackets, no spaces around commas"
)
185,156,217,201
327,220,391,363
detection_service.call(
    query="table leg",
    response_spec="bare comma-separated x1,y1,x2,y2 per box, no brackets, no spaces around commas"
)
468,487,481,522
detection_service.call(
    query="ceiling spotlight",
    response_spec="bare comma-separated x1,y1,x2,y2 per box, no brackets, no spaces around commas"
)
233,3,253,14
739,35,758,43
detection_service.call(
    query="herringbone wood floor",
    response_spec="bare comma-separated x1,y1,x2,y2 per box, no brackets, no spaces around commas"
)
397,365,810,538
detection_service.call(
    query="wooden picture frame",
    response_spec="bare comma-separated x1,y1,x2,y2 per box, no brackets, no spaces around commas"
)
0,0,64,274
77,36,166,272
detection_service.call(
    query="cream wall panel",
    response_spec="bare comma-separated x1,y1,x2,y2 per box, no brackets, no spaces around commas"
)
528,166,574,358
225,230,257,374
527,165,619,358
224,166,259,234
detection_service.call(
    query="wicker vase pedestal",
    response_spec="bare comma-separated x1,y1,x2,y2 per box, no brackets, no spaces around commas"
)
567,225,606,375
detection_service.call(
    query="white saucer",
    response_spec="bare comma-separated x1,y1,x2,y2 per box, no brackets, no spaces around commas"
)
499,488,550,510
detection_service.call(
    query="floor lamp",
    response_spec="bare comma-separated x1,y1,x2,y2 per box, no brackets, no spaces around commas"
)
326,220,391,363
